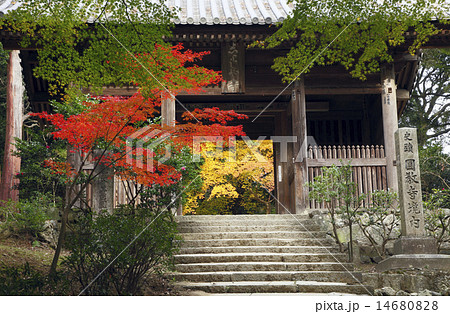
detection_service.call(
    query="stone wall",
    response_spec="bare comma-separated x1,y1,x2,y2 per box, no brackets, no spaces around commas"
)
309,210,449,262
363,270,450,296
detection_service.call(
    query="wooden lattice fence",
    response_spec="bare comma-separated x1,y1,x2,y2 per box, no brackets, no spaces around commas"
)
307,144,388,209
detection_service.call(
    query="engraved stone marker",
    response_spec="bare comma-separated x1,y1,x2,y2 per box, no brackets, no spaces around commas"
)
394,128,425,236
375,127,450,271
388,127,438,256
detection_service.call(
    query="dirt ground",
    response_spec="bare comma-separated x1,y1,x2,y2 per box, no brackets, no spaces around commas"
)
0,236,197,295
0,236,55,274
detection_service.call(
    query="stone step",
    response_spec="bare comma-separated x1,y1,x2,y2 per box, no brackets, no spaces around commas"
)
172,214,370,295
176,214,309,222
177,220,318,227
180,238,334,247
179,245,339,254
201,293,362,296
175,281,372,294
175,262,354,273
180,231,328,240
174,252,347,264
172,271,362,284
178,224,321,233
178,224,320,233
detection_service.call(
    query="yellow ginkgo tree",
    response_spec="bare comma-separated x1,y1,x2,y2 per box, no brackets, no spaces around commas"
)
184,139,275,215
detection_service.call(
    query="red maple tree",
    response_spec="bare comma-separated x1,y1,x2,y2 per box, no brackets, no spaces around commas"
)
32,43,248,273
33,44,247,187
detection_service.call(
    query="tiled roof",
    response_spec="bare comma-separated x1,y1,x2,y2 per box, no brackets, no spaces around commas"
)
167,0,293,25
0,0,293,25
0,0,20,13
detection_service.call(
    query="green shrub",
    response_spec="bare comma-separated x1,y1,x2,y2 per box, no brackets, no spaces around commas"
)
0,194,55,237
0,263,68,295
0,263,45,295
63,202,180,295
13,127,67,204
356,189,400,259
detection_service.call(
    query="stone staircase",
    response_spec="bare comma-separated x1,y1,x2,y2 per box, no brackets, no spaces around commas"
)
172,214,373,295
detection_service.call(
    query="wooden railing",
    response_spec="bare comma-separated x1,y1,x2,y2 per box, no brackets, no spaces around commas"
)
74,144,388,212
307,144,388,209
113,177,142,208
71,150,142,210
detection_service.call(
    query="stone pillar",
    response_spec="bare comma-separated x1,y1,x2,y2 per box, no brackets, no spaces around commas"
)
376,128,450,271
381,64,399,192
161,94,175,127
396,128,425,237
291,78,308,213
0,51,24,202
393,128,436,253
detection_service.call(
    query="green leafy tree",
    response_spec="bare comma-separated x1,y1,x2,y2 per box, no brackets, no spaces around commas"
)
0,0,176,95
308,165,344,252
419,144,450,194
337,163,366,262
400,49,450,147
308,162,365,260
255,0,449,81
13,127,67,203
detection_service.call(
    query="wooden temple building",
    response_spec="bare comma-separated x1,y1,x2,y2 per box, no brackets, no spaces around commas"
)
1,0,450,214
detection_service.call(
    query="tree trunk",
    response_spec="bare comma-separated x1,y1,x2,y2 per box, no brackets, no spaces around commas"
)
49,203,69,276
0,51,24,202
348,215,354,262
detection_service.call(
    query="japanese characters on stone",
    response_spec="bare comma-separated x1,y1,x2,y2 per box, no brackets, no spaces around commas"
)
395,128,425,236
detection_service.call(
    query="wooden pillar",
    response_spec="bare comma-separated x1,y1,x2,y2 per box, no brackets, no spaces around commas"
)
381,64,399,192
0,51,24,202
161,93,180,215
161,94,175,127
292,78,309,213
274,112,290,214
91,150,114,213
273,120,281,214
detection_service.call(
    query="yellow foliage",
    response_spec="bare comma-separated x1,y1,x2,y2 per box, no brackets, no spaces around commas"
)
209,183,239,199
185,140,275,214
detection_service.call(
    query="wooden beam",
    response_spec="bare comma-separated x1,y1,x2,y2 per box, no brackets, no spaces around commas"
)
305,87,382,95
396,89,410,102
308,158,387,167
82,82,387,99
400,54,420,62
93,85,383,98
186,86,382,96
